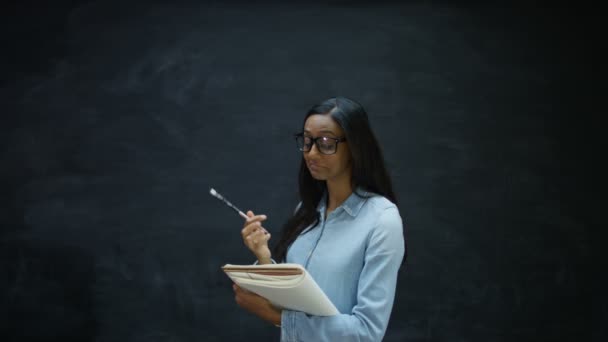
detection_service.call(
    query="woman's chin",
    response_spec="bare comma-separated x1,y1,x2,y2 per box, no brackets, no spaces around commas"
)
311,174,325,180
309,169,326,180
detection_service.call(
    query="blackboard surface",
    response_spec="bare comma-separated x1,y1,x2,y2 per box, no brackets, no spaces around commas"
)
1,1,601,341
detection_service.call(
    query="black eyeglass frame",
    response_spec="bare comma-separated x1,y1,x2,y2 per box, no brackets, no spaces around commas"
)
294,133,347,155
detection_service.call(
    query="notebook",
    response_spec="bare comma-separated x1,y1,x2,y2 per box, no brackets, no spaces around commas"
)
222,263,339,316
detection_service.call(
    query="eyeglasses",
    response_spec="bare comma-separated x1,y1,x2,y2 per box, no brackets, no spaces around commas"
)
294,133,346,155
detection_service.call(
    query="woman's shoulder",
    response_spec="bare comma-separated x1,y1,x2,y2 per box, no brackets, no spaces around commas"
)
358,191,398,213
358,192,404,244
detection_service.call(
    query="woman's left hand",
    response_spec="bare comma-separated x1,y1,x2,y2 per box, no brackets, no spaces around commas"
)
233,284,282,326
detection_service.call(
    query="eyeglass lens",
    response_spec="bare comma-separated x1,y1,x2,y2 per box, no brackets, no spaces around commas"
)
296,136,337,154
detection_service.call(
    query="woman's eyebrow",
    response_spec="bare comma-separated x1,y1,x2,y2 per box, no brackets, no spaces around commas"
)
304,129,337,135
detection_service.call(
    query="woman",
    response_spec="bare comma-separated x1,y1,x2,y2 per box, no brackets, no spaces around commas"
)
234,97,406,341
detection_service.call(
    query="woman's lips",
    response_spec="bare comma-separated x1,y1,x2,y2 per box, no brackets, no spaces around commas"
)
307,162,322,171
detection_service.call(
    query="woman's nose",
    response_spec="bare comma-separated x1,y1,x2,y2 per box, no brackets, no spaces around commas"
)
308,142,320,156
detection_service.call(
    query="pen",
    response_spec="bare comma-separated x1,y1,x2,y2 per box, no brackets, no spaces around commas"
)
209,188,248,219
209,188,269,235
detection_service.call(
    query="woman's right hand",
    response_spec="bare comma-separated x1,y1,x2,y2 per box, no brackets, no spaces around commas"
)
241,210,272,264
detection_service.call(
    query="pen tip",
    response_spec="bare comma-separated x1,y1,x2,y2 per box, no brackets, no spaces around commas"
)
210,188,216,195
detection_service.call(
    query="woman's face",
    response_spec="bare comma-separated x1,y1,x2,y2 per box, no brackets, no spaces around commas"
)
302,114,352,182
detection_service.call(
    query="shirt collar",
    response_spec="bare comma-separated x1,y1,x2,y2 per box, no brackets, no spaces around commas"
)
317,186,370,217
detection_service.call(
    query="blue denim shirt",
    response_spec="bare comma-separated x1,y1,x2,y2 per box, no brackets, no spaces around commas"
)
280,189,406,341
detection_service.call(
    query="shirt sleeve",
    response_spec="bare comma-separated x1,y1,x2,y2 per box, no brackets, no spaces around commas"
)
280,206,406,342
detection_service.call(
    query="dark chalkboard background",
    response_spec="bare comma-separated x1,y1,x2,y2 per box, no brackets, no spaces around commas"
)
1,1,602,341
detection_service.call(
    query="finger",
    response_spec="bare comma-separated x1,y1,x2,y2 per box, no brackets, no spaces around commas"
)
247,210,254,218
242,221,263,237
253,225,270,238
242,221,258,236
245,218,267,231
245,233,264,246
238,286,253,294
243,219,270,237
255,223,269,235
245,213,268,225
250,230,264,244
255,232,271,244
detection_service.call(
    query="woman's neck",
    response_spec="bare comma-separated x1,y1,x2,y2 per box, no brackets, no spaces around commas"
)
326,177,353,213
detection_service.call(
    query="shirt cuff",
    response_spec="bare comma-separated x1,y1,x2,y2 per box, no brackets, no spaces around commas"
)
280,310,297,341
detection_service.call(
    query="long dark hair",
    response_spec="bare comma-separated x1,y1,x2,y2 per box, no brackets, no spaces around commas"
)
273,97,400,262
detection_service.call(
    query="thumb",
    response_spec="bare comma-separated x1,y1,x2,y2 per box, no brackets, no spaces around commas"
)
247,210,254,217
